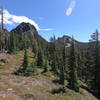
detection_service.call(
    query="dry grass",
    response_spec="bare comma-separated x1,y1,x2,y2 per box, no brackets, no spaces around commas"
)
0,51,98,100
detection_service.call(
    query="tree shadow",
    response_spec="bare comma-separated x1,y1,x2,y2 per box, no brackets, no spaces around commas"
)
51,87,66,94
52,79,61,84
23,94,38,100
80,85,99,99
81,85,93,94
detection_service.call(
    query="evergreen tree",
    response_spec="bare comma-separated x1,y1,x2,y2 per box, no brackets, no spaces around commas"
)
0,30,6,52
25,62,37,76
77,50,88,82
59,46,66,85
15,48,29,76
83,48,92,83
8,32,16,53
32,40,38,58
15,49,38,76
68,37,79,92
43,59,50,73
0,30,3,52
89,30,100,97
49,35,59,74
22,49,29,73
37,49,44,67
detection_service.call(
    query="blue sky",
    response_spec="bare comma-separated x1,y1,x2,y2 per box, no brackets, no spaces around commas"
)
0,0,100,42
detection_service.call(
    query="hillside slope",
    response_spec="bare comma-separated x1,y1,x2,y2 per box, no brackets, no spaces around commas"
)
0,51,98,100
11,22,48,46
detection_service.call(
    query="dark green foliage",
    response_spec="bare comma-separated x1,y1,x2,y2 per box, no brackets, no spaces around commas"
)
25,62,37,76
32,40,38,57
76,50,88,82
15,49,37,76
0,22,47,54
88,30,100,97
37,49,44,67
81,49,92,83
48,35,59,74
43,59,50,73
0,29,9,52
68,37,79,92
22,49,29,72
59,46,66,85
14,49,29,76
1,21,100,98
8,32,16,53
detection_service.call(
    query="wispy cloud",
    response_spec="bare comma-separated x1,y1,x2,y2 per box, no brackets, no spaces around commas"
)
66,1,76,16
0,9,53,31
40,28,54,31
38,17,45,20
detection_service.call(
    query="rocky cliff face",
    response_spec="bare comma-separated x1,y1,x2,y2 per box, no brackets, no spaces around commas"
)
56,35,89,49
11,22,37,34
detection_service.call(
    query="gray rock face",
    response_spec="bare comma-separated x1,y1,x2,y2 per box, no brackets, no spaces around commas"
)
11,22,37,34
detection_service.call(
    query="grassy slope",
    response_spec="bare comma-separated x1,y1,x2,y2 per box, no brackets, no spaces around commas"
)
0,51,98,100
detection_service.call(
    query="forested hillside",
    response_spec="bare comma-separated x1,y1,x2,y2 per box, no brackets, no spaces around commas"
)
0,22,100,100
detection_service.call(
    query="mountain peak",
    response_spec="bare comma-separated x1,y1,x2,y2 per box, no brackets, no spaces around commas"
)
11,22,37,33
57,35,72,44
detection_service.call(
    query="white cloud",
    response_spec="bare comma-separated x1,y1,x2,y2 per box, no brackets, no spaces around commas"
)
66,1,76,16
40,28,54,31
0,9,53,31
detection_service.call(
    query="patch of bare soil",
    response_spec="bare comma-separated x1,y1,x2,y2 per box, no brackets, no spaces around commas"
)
0,53,15,62
0,74,48,99
0,88,22,100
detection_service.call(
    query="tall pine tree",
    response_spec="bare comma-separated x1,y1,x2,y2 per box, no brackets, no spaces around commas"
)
8,32,16,53
89,30,100,97
49,35,59,74
37,49,44,67
14,48,29,76
59,45,66,85
68,37,79,92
